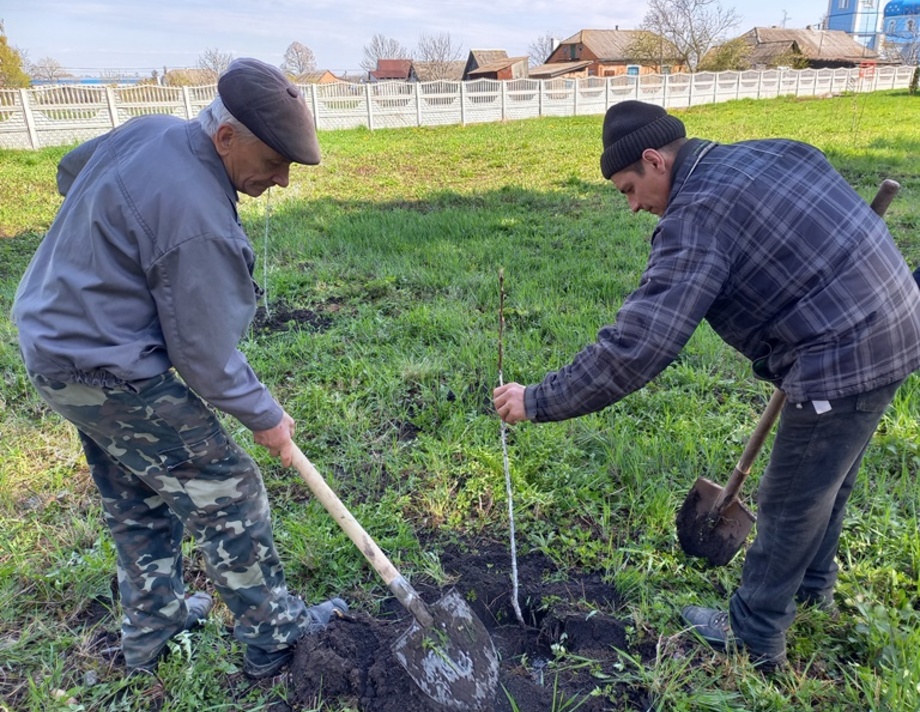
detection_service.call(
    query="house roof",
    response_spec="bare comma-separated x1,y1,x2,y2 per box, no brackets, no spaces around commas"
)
413,60,466,82
556,29,673,61
370,59,413,80
528,60,592,78
743,27,878,63
298,70,342,84
468,50,510,67
467,56,529,76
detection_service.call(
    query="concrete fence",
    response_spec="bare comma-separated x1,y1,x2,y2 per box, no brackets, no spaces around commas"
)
0,65,914,150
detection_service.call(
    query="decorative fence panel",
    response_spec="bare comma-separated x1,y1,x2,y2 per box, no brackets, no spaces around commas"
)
0,65,914,150
462,79,502,124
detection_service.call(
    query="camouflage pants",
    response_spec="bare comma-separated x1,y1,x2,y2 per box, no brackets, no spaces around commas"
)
29,370,311,667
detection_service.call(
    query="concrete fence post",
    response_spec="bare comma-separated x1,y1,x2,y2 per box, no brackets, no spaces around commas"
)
460,82,466,125
415,83,422,127
19,89,39,150
105,86,120,128
309,84,319,130
182,86,194,119
365,84,374,130
501,80,507,121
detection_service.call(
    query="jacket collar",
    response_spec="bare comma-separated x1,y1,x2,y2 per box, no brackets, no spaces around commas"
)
186,121,239,206
668,138,717,206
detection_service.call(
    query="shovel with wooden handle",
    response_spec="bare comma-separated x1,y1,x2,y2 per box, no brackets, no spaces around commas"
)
675,178,901,567
290,444,499,711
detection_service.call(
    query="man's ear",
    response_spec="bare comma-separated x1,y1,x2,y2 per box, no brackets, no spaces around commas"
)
213,124,235,157
641,148,667,173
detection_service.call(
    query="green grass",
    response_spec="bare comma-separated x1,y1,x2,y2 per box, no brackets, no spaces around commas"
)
1,91,919,711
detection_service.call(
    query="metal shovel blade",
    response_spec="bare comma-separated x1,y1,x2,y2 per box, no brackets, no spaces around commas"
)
676,476,756,567
392,589,499,712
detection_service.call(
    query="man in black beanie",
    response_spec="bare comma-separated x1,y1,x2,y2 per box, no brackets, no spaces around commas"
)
494,100,920,671
13,57,347,680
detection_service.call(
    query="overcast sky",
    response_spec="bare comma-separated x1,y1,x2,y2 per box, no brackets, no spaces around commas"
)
5,0,831,77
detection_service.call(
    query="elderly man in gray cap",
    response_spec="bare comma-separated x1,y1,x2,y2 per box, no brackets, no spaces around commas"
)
13,57,346,679
494,100,920,672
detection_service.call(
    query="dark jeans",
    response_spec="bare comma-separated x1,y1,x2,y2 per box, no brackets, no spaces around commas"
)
729,378,905,656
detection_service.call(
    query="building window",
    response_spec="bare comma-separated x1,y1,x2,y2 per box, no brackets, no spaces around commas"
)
861,0,874,7
909,19,916,31
888,20,896,31
838,0,848,8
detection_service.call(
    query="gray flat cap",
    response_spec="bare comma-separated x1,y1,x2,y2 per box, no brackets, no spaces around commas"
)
218,57,321,165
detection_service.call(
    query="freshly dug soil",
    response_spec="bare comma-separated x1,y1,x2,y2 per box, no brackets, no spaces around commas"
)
288,542,654,711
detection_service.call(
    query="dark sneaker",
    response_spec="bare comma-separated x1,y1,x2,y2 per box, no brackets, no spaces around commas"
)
243,646,292,680
126,592,214,672
681,605,733,650
244,597,348,679
680,605,787,673
184,592,213,629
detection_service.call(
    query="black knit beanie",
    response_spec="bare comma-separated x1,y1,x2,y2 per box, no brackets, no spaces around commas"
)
600,101,686,180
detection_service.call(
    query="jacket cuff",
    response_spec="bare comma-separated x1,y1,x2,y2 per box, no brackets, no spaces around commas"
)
523,385,539,423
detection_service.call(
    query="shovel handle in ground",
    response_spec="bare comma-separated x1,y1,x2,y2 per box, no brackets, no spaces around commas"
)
710,388,786,516
290,444,434,627
710,177,901,520
869,178,901,217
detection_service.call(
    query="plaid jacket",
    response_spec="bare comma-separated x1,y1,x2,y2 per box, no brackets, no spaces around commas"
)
525,138,920,422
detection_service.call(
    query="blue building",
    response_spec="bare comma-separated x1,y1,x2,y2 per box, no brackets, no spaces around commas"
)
883,0,920,61
827,0,920,58
827,0,884,49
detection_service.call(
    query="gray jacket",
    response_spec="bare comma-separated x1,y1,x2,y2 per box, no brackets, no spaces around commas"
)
13,114,283,431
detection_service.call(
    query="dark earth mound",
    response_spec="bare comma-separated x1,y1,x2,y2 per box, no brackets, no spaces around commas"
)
287,542,657,711
246,306,662,709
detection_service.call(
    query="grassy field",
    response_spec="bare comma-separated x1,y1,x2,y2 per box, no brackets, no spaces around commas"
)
1,91,919,711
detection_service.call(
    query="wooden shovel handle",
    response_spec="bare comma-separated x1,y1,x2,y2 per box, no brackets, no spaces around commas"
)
714,388,786,510
290,444,433,626
869,179,901,217
714,178,901,514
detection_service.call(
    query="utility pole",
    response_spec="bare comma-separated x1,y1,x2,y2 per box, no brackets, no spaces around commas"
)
781,10,790,28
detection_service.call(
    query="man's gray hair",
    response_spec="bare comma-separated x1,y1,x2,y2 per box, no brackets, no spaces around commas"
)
197,95,256,141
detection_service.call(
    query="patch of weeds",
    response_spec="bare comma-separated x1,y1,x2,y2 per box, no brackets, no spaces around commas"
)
844,596,920,712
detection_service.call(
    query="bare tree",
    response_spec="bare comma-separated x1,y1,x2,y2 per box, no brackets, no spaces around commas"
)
28,56,70,83
697,36,752,71
623,31,681,73
414,32,463,80
637,0,741,72
361,33,411,74
528,32,559,67
197,47,233,82
281,41,316,77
